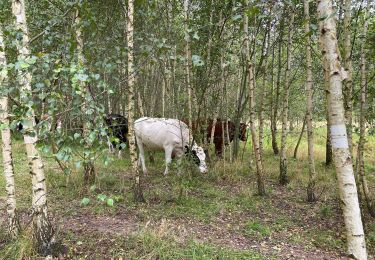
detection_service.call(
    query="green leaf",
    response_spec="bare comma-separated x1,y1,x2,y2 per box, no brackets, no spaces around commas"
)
192,55,204,67
97,194,107,202
193,31,199,40
232,14,242,21
76,73,89,82
75,160,82,169
26,56,37,65
106,198,114,207
80,197,90,206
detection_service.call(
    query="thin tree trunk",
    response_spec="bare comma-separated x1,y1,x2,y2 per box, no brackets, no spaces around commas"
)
271,15,284,156
138,92,145,117
12,0,54,254
269,30,276,154
162,67,166,117
304,0,317,202
184,0,193,131
293,113,307,159
258,26,270,160
279,12,294,186
0,25,20,239
244,1,266,196
356,4,374,217
125,0,145,202
318,1,367,258
343,0,353,155
74,8,95,184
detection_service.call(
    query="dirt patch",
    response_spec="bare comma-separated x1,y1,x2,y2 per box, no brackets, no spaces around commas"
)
58,212,139,237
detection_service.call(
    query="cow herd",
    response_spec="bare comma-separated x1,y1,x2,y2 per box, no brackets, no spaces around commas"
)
105,114,247,174
13,113,247,174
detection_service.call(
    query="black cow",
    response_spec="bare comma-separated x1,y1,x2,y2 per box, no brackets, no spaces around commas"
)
104,114,128,157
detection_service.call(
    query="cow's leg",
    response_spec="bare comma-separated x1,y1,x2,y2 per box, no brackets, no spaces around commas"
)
163,146,173,175
215,140,223,158
118,149,122,158
137,139,148,175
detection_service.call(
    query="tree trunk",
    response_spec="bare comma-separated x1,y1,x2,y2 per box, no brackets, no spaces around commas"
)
125,0,145,202
269,31,277,155
0,25,20,239
356,4,374,217
293,113,307,159
304,0,317,202
74,8,95,184
271,15,284,156
184,0,193,131
279,12,294,186
343,0,353,155
12,0,54,254
318,1,367,258
259,22,270,160
244,1,266,196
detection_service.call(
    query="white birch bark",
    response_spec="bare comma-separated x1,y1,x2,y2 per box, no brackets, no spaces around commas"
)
318,0,367,258
125,0,144,202
0,25,20,238
12,0,54,254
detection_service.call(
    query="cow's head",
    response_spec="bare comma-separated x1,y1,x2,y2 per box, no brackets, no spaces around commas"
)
239,123,248,141
185,143,208,173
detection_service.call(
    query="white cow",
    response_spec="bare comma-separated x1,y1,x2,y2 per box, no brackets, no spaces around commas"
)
134,117,208,175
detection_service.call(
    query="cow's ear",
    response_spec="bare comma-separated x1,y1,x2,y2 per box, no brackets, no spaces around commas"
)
184,145,190,154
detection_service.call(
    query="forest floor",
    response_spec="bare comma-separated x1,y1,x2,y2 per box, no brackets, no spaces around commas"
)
0,129,375,259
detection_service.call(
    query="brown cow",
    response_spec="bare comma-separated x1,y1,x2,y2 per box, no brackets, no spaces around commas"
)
206,119,247,157
186,119,247,157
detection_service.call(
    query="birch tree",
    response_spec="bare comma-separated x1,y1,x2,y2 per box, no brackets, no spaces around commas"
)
74,7,95,184
125,0,145,202
318,0,367,258
0,24,20,239
304,0,316,202
12,0,54,254
279,11,294,185
244,0,266,196
184,0,193,130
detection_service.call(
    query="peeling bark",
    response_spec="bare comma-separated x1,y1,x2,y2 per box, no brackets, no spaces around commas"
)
318,0,367,258
12,0,54,254
0,25,20,239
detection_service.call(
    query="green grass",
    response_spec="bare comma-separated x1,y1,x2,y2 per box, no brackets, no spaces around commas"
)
0,126,374,258
243,220,271,239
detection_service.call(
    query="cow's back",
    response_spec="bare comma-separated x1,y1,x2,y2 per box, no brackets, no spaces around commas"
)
134,117,190,151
